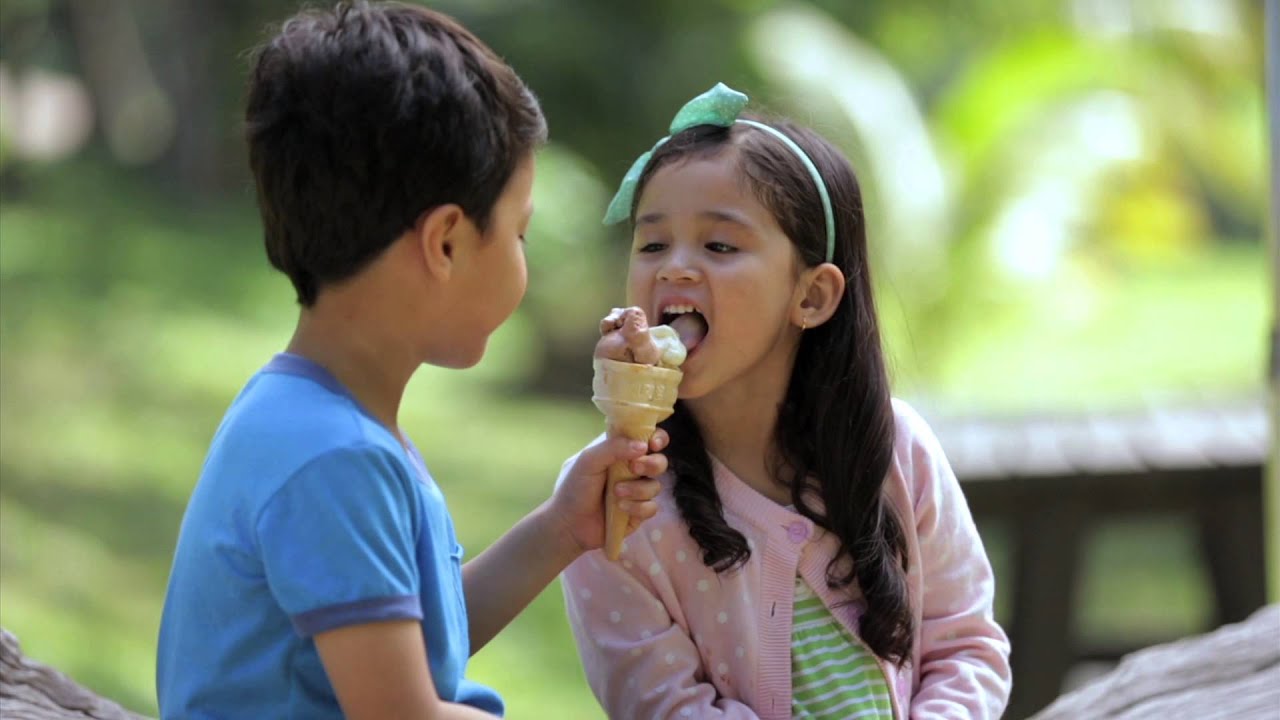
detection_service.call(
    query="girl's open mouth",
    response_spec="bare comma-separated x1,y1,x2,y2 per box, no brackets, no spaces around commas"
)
661,307,708,354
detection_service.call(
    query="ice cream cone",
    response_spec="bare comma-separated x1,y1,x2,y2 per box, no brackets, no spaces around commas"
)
592,357,682,561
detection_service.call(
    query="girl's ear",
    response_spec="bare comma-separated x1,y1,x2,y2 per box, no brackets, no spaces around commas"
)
413,204,468,281
792,262,845,330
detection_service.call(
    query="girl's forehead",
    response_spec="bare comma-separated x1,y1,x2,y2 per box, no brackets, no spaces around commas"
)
636,155,769,221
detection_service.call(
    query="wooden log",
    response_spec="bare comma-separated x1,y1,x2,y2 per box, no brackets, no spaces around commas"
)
0,627,150,720
1031,604,1280,720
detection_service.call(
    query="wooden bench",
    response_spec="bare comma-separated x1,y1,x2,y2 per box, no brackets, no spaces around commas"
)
930,398,1268,720
1030,603,1280,719
0,628,148,719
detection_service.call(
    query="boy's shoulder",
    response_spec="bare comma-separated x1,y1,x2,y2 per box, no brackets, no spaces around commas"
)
203,355,410,499
229,365,391,445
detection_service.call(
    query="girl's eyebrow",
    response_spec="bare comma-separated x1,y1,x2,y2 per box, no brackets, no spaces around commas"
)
635,209,757,230
635,211,667,227
700,208,756,231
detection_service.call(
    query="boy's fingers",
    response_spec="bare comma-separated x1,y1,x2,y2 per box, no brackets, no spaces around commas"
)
617,499,659,521
615,477,661,501
628,453,668,478
582,436,649,472
648,429,669,452
619,438,649,457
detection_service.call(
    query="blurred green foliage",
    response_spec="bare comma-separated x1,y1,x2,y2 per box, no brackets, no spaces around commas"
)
0,0,1268,717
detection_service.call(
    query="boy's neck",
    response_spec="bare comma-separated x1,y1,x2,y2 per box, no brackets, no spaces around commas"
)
286,295,419,438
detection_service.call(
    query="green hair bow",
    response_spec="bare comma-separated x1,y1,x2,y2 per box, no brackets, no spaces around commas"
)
603,82,836,263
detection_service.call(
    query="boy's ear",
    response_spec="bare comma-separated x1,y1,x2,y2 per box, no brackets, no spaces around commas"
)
414,204,468,281
792,262,845,330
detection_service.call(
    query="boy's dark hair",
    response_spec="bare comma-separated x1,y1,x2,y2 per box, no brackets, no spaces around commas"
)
634,118,914,665
246,1,547,306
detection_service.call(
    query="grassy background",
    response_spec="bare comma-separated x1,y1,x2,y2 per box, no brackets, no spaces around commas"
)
0,160,1255,718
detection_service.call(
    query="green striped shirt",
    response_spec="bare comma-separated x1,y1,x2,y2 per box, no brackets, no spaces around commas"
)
791,577,894,719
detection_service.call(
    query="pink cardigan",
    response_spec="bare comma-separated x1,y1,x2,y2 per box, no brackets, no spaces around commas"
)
561,400,1011,719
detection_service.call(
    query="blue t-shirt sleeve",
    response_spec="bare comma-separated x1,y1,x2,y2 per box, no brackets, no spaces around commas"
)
255,444,424,637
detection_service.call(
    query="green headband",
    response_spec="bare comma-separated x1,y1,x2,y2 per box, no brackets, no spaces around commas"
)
603,83,836,263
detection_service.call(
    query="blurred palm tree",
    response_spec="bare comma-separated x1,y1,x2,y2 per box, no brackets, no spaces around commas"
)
747,0,1264,409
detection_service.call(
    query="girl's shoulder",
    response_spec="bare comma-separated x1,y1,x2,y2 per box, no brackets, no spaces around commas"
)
889,397,945,455
887,397,957,509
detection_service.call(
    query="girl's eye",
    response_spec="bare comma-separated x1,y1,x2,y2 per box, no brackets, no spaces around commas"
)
637,242,666,253
706,241,736,254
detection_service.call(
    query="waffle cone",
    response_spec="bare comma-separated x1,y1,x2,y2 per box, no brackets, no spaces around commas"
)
592,358,683,561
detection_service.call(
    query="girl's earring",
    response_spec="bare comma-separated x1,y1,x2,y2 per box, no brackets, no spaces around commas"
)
800,317,808,332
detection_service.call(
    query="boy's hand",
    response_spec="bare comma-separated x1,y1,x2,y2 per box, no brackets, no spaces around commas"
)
548,431,668,557
462,431,668,652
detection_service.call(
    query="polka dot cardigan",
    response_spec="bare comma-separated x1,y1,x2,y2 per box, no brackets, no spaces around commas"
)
561,400,1011,719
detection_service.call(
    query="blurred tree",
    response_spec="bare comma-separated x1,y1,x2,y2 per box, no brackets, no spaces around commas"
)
743,0,1263,401
0,0,1264,401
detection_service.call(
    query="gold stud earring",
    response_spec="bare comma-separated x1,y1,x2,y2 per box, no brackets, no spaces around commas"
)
801,317,808,332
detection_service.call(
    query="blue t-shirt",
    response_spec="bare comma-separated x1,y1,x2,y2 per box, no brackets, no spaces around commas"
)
157,353,502,718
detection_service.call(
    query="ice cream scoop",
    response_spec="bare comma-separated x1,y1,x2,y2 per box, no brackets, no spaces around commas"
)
594,306,686,368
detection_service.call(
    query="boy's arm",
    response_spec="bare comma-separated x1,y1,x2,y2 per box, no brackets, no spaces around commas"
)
315,620,497,719
259,446,499,718
462,433,666,653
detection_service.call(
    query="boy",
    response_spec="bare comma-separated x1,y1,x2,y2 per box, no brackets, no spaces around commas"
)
155,3,666,718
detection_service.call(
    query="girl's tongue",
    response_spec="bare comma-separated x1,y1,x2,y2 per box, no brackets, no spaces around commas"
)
669,312,708,352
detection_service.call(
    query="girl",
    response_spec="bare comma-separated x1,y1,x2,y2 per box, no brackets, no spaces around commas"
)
561,84,1011,719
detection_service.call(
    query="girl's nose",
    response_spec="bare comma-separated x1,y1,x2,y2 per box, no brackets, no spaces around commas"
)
657,250,700,283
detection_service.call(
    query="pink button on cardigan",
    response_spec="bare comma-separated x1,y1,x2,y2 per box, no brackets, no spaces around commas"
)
561,400,1011,719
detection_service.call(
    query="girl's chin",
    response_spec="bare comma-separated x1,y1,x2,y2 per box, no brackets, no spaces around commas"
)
675,373,711,401
675,366,699,399
674,349,701,398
